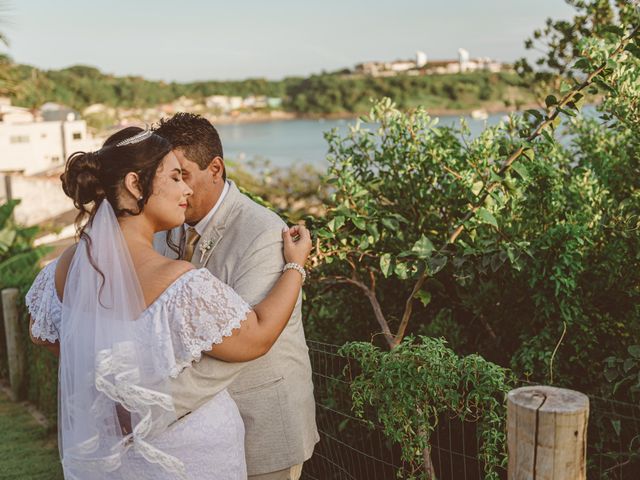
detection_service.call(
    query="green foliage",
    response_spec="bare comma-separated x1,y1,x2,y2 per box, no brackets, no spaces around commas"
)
227,159,328,223
24,335,59,424
0,200,51,290
340,336,513,480
604,345,640,399
308,83,640,391
1,57,535,116
307,0,640,382
515,0,640,107
0,200,54,414
0,391,63,479
303,8,640,475
283,72,535,114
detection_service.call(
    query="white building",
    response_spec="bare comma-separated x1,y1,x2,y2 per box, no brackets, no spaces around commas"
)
0,100,34,124
354,49,506,77
0,172,75,226
389,61,416,72
458,48,470,72
355,62,380,76
229,96,243,110
243,95,268,108
267,97,283,109
205,95,245,113
416,51,428,68
0,99,98,176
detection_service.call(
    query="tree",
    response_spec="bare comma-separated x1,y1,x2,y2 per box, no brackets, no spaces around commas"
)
304,7,639,476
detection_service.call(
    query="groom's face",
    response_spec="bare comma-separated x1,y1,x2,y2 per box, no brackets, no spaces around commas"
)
173,148,224,225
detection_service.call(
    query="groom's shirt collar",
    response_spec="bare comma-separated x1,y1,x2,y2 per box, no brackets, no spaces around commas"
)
186,180,230,236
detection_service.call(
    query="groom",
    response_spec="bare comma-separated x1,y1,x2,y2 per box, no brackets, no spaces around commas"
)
153,113,318,479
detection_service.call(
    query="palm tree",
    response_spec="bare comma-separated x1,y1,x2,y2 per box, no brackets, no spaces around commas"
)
0,1,13,96
0,1,9,46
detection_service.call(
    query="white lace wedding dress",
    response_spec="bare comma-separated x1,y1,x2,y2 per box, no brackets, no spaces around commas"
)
27,259,251,480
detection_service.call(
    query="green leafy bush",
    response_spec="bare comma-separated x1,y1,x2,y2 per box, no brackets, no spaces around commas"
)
341,337,513,480
0,200,55,418
303,4,639,476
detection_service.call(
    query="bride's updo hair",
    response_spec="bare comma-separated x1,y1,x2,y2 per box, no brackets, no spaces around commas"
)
61,126,172,234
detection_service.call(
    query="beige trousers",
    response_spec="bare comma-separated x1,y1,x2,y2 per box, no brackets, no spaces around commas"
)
248,463,303,480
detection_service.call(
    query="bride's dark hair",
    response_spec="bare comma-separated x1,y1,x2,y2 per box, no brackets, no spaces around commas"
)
61,126,172,236
60,127,172,299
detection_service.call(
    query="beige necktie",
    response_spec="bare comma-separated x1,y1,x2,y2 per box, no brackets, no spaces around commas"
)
182,227,201,262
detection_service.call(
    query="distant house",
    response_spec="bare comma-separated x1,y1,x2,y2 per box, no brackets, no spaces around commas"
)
40,102,81,122
0,99,34,124
244,95,268,109
267,97,283,109
426,57,503,75
354,59,418,76
229,96,243,110
0,99,99,176
204,95,228,112
353,50,506,77
355,62,381,76
205,95,241,113
171,96,197,111
416,51,428,68
389,61,415,72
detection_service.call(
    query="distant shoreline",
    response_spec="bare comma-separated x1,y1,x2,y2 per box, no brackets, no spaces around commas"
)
210,103,542,126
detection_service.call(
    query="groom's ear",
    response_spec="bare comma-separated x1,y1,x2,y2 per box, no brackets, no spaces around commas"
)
208,156,225,184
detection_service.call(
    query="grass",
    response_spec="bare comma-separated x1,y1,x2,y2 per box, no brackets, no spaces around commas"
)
0,390,63,480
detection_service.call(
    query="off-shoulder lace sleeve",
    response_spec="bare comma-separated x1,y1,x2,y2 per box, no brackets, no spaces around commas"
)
25,259,61,343
166,269,252,376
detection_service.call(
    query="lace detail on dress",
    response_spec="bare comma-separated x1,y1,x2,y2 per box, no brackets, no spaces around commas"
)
25,259,61,343
25,263,251,377
24,260,249,478
86,341,189,480
162,269,252,377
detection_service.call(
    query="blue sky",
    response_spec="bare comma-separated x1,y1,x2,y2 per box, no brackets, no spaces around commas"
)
1,0,576,82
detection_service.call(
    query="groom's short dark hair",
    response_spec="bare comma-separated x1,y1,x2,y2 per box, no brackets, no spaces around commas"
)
154,113,226,180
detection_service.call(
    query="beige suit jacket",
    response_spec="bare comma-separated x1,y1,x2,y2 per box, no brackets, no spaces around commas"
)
154,181,318,476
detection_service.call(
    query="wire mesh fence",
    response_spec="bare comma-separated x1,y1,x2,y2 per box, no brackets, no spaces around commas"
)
587,395,640,479
302,340,499,480
302,340,408,480
302,340,640,480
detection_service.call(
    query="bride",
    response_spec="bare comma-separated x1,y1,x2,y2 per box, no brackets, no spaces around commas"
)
25,126,311,479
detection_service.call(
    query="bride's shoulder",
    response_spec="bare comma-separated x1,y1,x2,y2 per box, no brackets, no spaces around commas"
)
143,257,197,290
154,257,195,278
136,257,198,310
53,243,79,300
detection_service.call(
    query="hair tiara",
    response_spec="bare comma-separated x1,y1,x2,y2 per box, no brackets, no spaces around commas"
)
115,128,153,147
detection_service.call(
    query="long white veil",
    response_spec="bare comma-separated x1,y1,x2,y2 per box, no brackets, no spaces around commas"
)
59,201,187,480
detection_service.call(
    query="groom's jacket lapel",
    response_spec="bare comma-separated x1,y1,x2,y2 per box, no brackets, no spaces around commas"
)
194,181,242,268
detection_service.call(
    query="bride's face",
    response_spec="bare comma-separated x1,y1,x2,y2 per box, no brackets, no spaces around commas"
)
145,152,193,231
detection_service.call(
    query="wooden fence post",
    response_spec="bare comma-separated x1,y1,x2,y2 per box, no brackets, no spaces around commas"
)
2,288,26,400
507,385,589,480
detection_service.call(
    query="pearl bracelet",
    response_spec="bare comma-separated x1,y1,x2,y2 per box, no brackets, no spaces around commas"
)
283,262,307,283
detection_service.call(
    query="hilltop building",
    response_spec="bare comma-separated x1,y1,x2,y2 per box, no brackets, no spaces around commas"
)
353,49,505,77
458,48,470,72
416,51,428,68
0,99,99,176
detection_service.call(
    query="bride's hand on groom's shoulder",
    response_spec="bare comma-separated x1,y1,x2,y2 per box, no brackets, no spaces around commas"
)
282,224,312,266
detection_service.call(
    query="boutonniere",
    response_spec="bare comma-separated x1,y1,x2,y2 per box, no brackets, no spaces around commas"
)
197,229,223,266
199,238,214,255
